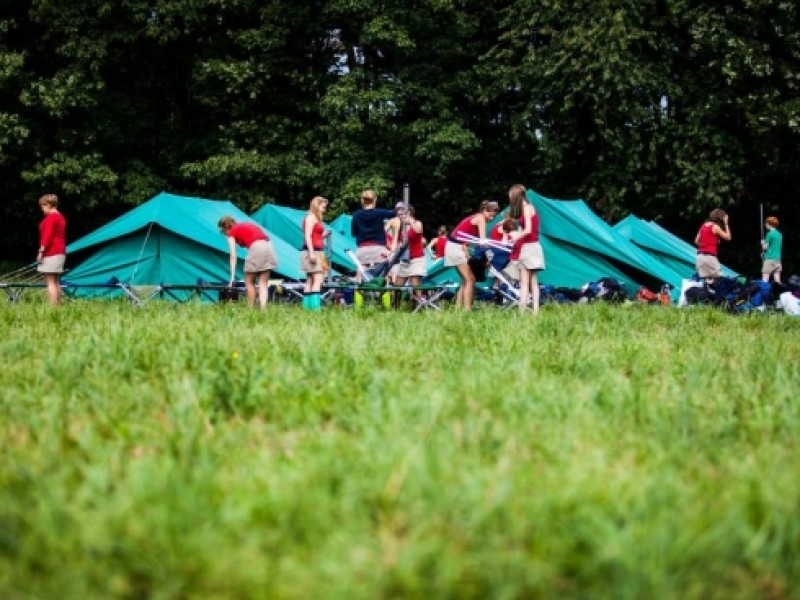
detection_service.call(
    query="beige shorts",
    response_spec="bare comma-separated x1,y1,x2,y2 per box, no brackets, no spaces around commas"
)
696,253,721,278
518,242,545,271
502,260,520,281
244,240,278,273
301,250,326,274
444,240,468,267
356,245,389,266
396,257,427,279
762,259,782,276
38,254,66,274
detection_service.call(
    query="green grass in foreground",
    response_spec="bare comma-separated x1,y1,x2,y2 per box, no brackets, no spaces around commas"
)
1,299,799,600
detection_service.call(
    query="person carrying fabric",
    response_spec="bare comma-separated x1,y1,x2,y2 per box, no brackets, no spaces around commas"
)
694,208,731,283
301,196,329,311
761,216,782,284
37,193,67,306
218,215,278,309
351,190,395,269
506,184,545,314
444,200,499,310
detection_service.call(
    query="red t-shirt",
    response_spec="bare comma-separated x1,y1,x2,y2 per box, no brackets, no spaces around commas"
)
433,235,447,258
408,228,424,259
39,211,67,256
229,222,268,248
302,216,324,250
490,222,505,241
696,222,719,255
451,214,480,241
519,211,540,244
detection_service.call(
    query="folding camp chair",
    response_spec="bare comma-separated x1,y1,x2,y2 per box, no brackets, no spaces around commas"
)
407,282,459,312
486,263,521,309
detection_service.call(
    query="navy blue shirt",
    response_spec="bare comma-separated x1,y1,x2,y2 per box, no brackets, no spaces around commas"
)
351,208,396,246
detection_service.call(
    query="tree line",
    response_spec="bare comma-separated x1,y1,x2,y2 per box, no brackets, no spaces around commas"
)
1,0,797,271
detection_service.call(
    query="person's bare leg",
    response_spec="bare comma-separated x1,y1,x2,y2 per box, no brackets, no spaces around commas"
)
518,269,531,313
531,271,540,315
455,263,476,310
45,274,61,305
245,273,257,307
258,271,270,309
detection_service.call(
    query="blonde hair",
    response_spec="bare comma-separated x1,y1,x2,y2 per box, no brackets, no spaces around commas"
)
309,196,328,221
39,194,59,208
360,190,377,207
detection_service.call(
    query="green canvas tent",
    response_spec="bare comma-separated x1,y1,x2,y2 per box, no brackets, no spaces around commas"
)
482,190,685,293
250,204,357,272
527,190,685,291
65,192,305,298
613,215,739,280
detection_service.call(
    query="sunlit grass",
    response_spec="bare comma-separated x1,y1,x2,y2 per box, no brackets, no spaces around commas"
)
1,299,799,599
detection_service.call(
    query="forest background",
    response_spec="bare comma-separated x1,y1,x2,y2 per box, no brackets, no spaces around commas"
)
1,0,798,275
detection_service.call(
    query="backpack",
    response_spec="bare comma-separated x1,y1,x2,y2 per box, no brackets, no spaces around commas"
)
597,278,628,303
685,286,711,304
636,286,658,303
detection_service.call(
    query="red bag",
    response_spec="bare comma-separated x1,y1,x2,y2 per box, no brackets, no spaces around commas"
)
636,286,658,303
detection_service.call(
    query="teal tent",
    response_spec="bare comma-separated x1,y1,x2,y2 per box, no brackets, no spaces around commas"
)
528,190,686,291
65,192,304,298
250,204,358,272
613,215,739,279
481,190,685,293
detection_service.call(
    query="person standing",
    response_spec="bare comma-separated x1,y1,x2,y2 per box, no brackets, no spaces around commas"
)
761,216,782,284
694,208,731,283
218,216,278,309
301,196,329,311
444,200,499,310
351,190,395,270
37,194,67,306
394,206,427,296
426,225,448,259
507,185,545,314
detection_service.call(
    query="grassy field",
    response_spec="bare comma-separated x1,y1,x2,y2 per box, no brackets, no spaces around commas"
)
1,298,799,600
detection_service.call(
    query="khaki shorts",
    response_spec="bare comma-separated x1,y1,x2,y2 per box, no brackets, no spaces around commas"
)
244,240,278,273
696,254,721,278
356,245,389,266
396,257,427,279
762,259,782,276
38,254,65,274
444,240,468,267
502,260,520,281
518,242,545,271
301,250,326,274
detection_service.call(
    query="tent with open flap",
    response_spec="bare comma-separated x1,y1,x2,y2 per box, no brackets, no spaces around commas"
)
65,192,305,299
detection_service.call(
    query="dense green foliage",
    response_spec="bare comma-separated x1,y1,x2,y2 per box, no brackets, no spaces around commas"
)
1,299,800,599
1,1,798,271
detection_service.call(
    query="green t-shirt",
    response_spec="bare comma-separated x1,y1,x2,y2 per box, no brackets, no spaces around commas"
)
764,228,782,260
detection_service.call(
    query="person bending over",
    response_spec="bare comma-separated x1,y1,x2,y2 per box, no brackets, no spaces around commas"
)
444,200,499,310
218,216,278,309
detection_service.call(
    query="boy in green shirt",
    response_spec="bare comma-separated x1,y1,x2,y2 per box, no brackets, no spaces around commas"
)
761,216,783,283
